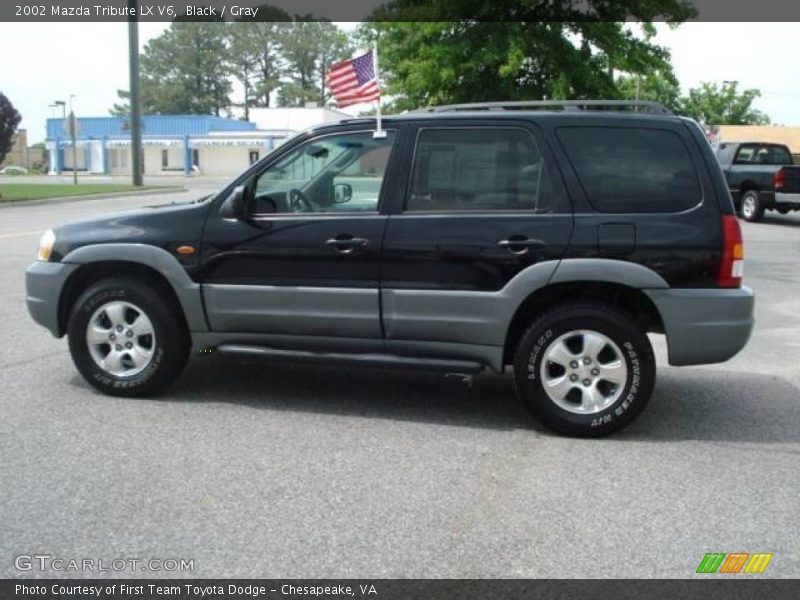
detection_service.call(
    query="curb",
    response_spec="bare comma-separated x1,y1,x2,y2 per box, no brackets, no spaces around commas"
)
0,186,187,209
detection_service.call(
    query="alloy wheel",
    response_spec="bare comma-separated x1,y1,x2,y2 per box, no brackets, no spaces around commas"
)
539,329,628,414
742,195,756,219
86,301,156,377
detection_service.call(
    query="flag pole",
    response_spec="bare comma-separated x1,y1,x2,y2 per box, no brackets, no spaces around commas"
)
372,46,386,138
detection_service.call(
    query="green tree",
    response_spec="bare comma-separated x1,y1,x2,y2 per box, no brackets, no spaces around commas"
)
0,92,22,166
616,68,683,113
229,5,292,117
359,2,695,111
228,23,260,120
112,16,232,116
277,19,352,107
680,81,770,125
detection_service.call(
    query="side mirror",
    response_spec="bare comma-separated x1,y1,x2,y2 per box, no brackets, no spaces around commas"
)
333,182,353,204
225,184,250,219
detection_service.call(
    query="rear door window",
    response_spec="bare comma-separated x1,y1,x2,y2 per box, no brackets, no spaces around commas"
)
405,127,552,212
557,126,702,213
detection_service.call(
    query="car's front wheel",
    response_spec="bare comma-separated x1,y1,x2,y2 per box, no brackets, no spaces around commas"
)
513,303,655,437
67,277,190,396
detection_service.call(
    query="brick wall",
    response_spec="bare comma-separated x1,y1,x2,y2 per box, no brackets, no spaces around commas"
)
0,129,28,168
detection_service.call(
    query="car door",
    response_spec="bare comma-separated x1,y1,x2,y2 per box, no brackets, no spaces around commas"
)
198,127,402,339
380,120,573,347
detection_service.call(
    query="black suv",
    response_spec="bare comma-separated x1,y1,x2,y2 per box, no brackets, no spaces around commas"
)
25,100,754,436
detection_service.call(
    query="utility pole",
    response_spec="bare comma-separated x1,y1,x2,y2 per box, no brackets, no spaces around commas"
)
128,0,143,186
68,95,77,185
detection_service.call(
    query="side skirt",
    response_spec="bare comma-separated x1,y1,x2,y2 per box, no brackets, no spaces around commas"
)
216,344,485,374
190,332,504,373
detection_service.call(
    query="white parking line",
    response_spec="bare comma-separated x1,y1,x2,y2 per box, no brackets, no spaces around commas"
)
0,230,43,240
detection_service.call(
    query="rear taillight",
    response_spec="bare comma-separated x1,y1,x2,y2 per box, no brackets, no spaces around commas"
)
718,214,744,288
773,169,786,190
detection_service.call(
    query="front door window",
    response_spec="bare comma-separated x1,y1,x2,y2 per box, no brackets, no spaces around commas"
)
252,131,396,215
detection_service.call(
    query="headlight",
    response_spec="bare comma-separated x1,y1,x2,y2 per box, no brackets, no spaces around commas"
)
37,229,55,261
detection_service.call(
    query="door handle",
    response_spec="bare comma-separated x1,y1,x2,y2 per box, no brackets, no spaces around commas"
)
326,236,369,253
498,237,547,254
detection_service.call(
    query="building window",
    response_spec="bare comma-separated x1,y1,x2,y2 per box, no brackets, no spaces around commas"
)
192,149,200,168
159,147,184,171
249,150,260,165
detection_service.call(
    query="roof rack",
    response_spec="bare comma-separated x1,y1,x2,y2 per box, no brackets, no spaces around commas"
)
416,100,673,116
338,117,378,125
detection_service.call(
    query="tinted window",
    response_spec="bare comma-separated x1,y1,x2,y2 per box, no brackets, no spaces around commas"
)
753,144,792,165
557,127,701,213
252,131,396,214
406,128,550,212
735,145,757,164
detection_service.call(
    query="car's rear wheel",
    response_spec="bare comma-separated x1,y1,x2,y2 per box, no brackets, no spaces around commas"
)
513,303,655,437
740,190,765,222
67,277,190,396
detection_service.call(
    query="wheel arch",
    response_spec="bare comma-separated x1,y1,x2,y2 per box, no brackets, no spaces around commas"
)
503,280,665,366
58,244,207,337
740,180,760,194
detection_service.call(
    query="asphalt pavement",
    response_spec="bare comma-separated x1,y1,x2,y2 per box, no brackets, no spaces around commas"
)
0,179,798,578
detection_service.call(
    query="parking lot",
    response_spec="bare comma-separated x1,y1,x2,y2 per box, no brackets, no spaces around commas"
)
0,182,798,578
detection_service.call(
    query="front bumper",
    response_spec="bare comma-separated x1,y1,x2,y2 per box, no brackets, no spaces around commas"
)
645,286,755,366
25,261,79,337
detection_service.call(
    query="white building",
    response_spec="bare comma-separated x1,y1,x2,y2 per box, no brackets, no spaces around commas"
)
247,107,351,135
46,108,350,177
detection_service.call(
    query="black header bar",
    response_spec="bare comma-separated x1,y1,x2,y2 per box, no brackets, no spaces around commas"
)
4,579,800,600
3,0,800,22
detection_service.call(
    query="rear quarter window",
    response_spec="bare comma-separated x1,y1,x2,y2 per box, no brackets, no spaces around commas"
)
557,126,702,213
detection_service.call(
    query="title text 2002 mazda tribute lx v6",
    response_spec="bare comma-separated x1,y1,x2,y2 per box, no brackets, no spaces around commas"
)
25,101,755,436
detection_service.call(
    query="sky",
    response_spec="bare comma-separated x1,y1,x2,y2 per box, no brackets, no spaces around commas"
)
1,21,799,144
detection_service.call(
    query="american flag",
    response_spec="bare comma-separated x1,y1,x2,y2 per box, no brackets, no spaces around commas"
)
326,51,380,108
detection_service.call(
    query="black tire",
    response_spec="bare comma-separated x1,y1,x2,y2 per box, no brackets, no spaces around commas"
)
740,190,765,222
512,302,655,437
67,277,190,397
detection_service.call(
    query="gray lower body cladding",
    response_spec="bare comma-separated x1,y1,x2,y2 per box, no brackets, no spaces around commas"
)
25,261,79,337
644,286,755,366
26,252,754,371
203,284,382,338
